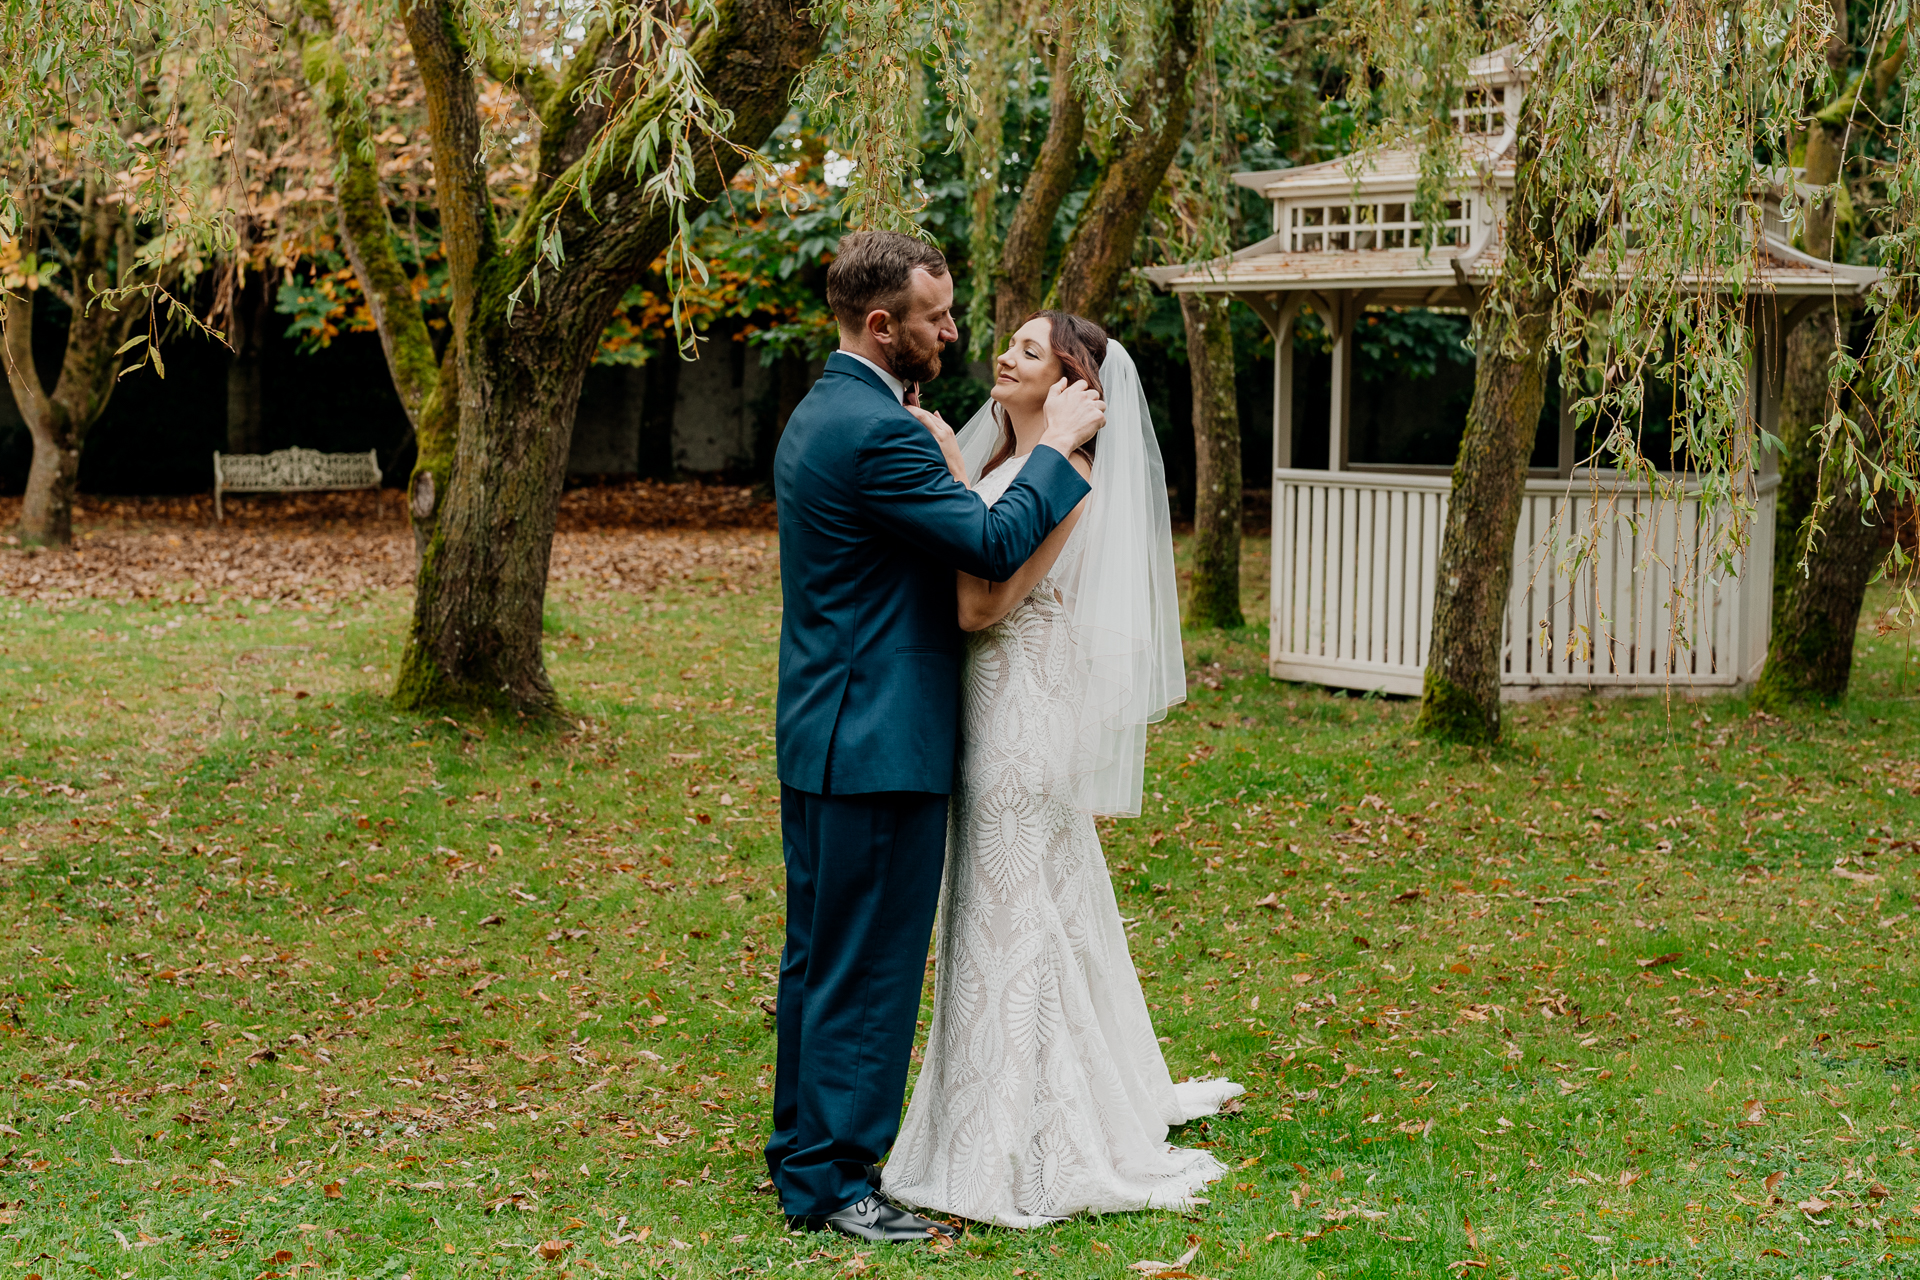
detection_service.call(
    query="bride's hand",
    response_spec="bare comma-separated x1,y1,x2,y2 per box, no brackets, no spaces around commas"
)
1040,377,1105,455
907,405,955,443
908,405,969,485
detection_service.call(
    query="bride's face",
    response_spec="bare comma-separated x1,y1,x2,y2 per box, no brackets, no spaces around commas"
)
989,318,1060,414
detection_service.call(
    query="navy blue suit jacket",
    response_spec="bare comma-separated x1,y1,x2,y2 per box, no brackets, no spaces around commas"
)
774,353,1090,795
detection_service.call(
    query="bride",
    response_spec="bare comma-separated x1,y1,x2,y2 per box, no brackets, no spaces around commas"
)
885,311,1243,1228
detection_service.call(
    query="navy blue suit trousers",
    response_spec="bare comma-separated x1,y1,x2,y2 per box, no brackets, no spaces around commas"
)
766,786,947,1215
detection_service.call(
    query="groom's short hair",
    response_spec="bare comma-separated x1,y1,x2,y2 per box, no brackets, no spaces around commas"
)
826,231,949,330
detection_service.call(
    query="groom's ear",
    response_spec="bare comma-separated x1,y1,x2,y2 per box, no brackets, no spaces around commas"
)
864,306,899,347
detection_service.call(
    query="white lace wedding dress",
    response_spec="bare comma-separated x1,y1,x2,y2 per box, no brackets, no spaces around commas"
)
882,455,1243,1229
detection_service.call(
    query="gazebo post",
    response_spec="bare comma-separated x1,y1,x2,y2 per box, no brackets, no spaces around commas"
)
1557,393,1576,479
1240,293,1304,471
1328,290,1354,471
1273,297,1298,470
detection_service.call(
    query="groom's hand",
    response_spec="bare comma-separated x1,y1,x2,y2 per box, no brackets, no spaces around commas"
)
1039,377,1105,457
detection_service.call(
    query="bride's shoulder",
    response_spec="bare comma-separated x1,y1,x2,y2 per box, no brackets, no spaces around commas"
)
1068,448,1094,482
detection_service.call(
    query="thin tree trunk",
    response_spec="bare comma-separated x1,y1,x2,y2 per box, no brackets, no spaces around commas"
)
992,28,1085,349
1414,70,1572,745
225,271,269,455
1182,292,1242,628
1416,300,1552,742
1053,0,1199,325
1,194,139,547
301,0,457,558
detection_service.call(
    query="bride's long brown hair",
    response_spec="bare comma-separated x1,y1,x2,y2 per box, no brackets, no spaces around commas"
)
983,310,1108,478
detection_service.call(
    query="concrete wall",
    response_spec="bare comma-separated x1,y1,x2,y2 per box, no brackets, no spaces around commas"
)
566,366,646,476
671,332,770,474
564,326,803,480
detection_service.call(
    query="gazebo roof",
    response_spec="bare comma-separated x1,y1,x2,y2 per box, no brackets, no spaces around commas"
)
1142,216,1880,305
1146,38,1877,307
1228,135,1518,204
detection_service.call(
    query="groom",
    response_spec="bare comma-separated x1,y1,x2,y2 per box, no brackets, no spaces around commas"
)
768,231,1102,1241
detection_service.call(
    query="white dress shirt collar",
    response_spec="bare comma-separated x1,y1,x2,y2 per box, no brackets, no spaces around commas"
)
840,349,907,404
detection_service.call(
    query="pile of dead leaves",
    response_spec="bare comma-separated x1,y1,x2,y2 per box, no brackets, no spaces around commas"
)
1,527,776,606
554,480,773,531
0,479,774,535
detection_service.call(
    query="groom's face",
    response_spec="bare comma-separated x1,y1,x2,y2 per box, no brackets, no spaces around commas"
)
879,267,959,385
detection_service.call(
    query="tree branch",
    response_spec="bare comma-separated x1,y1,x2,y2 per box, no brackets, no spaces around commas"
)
400,0,501,350
50,196,143,430
993,24,1086,349
296,0,441,430
0,290,50,433
1054,0,1199,324
532,20,614,198
497,0,822,334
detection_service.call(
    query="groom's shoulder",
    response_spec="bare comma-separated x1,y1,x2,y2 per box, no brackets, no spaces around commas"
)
791,369,915,443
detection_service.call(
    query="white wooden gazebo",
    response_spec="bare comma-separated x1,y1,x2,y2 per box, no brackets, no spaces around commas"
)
1146,50,1880,698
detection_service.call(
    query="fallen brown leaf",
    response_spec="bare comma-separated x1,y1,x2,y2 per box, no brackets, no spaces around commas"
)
1128,1243,1200,1274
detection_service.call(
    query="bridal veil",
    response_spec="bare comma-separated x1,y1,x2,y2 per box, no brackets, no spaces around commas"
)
952,339,1186,817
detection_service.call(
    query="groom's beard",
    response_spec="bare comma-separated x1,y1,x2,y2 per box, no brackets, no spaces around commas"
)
889,326,945,386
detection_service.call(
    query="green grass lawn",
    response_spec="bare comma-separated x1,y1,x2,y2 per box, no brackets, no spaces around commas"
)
3,532,1919,1280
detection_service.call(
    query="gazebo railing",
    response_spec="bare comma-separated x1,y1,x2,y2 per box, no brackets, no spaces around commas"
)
1270,467,1777,697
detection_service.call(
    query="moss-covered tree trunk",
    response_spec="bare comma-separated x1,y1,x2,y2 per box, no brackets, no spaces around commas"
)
1754,458,1882,705
1414,73,1569,745
0,191,141,548
297,0,822,713
1770,309,1834,598
990,28,1085,349
300,0,456,561
1053,0,1198,325
1756,30,1906,704
1182,292,1242,628
1415,300,1552,743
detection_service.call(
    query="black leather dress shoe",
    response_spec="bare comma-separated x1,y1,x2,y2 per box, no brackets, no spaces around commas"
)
796,1193,959,1243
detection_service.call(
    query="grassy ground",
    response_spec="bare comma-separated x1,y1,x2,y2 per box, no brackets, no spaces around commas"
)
3,530,1919,1280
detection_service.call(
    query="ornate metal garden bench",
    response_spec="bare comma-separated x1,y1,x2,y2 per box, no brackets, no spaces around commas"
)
211,447,383,522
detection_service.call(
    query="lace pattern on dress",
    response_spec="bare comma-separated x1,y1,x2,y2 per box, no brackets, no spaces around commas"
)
883,455,1242,1228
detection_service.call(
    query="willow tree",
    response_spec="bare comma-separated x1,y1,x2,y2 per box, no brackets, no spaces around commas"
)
1773,0,1920,674
1757,12,1911,705
291,0,820,712
966,0,1205,344
814,0,1288,626
1,3,231,546
1340,0,1841,744
1163,15,1281,632
799,0,1206,340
